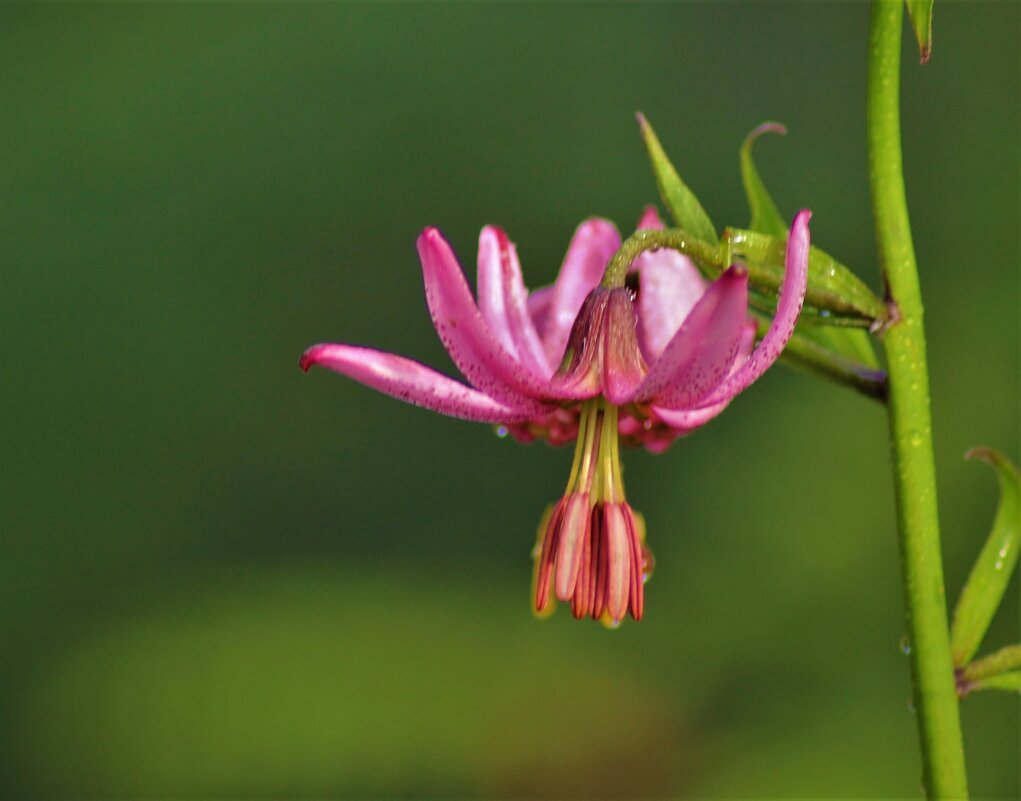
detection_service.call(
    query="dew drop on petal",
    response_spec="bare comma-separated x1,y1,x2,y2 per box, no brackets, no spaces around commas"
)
496,425,509,438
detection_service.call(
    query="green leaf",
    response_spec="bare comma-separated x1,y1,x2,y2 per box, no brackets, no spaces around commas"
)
906,0,934,64
751,313,887,401
727,228,888,324
960,644,1021,683
740,122,788,238
950,448,1021,667
794,323,881,370
636,113,718,245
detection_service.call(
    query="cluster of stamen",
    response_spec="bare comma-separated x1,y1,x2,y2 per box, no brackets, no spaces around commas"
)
533,397,652,624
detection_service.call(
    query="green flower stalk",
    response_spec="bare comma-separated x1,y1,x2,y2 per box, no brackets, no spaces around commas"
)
867,1,968,796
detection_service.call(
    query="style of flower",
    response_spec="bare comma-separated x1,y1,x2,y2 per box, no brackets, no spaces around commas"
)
301,207,811,625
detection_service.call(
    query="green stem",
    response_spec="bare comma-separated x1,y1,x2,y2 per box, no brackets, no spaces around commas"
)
867,2,968,797
600,228,721,288
759,316,888,401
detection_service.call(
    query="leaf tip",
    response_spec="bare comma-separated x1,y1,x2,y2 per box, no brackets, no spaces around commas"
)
743,121,788,149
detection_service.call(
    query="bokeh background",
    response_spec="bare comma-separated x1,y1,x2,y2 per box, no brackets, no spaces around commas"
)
1,2,1017,798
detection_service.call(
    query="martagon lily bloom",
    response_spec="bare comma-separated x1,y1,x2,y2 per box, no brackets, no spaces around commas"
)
301,207,811,625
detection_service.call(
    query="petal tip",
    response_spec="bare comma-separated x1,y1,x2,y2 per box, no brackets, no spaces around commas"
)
636,205,663,231
299,346,323,372
723,263,749,281
793,208,813,227
417,226,447,250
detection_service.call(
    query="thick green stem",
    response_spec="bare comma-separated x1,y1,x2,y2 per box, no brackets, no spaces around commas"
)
867,2,968,797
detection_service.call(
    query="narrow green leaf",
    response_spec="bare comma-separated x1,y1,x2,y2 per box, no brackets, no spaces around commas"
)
727,228,888,324
795,323,881,370
906,0,934,64
950,448,1021,667
961,644,1021,683
969,671,1021,694
740,122,788,238
636,113,718,245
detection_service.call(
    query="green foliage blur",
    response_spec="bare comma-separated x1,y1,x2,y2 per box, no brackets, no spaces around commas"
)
1,3,1017,797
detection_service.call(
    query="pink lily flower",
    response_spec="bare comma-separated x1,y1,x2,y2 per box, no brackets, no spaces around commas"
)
302,207,811,625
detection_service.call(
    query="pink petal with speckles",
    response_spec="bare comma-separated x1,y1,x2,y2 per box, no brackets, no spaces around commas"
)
694,209,811,408
300,344,545,422
626,266,749,406
418,228,552,407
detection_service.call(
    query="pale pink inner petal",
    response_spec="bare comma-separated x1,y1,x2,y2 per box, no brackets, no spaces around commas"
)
627,267,750,406
636,248,708,362
477,226,553,379
694,209,811,409
300,344,546,423
527,286,554,341
418,228,553,406
542,218,621,366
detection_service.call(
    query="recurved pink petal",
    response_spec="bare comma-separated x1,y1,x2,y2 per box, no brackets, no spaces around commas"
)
627,266,750,406
418,228,553,406
651,401,731,434
477,226,553,379
542,219,621,366
300,344,545,423
694,210,811,408
647,320,755,434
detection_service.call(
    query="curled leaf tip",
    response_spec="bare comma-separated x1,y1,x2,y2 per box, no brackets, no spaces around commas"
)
744,121,788,146
964,447,1019,473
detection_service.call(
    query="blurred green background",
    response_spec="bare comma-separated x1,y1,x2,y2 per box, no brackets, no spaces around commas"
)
1,3,1017,797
